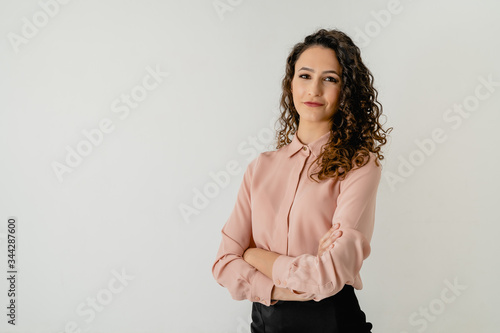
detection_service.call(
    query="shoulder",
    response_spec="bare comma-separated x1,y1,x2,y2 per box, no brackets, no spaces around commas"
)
364,152,382,171
335,152,382,197
245,145,288,175
342,152,382,181
254,145,289,165
356,152,382,170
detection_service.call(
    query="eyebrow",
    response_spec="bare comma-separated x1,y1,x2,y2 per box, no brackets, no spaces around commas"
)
298,67,340,76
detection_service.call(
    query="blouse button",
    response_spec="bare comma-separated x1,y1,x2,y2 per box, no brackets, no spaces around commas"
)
276,279,281,285
254,296,260,301
302,146,307,151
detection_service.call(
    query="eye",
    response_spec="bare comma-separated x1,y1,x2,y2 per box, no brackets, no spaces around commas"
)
298,74,310,79
325,76,339,83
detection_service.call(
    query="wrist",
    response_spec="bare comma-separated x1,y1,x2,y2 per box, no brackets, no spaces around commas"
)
272,286,313,301
271,285,282,300
243,247,254,265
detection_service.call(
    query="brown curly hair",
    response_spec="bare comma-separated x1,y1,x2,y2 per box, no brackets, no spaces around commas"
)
276,28,393,181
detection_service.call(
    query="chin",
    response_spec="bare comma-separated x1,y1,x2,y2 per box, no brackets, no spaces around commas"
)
298,112,329,122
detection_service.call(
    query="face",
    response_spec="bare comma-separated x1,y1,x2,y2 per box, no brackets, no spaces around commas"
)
291,45,342,127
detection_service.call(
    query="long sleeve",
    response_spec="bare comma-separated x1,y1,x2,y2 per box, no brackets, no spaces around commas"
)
211,157,276,306
271,154,382,301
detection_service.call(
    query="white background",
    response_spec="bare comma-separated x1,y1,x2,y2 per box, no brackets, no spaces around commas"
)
1,0,499,332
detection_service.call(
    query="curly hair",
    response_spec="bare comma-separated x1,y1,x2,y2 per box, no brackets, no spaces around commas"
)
276,28,393,181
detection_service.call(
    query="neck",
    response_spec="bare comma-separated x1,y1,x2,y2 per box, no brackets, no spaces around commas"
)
296,122,331,145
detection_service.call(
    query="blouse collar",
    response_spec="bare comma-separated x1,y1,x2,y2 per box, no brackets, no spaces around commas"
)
286,131,331,158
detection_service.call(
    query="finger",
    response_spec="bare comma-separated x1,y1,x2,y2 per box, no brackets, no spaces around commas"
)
319,224,340,243
319,233,334,248
328,224,340,237
319,239,331,252
319,233,337,252
318,242,336,256
330,230,342,241
329,223,340,234
319,232,329,244
331,229,342,237
318,225,342,256
322,231,342,250
319,231,342,253
320,230,341,249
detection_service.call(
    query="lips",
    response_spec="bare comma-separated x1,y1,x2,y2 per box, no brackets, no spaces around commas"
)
304,102,324,107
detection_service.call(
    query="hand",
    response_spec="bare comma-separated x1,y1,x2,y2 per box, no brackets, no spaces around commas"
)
317,223,342,257
271,286,314,302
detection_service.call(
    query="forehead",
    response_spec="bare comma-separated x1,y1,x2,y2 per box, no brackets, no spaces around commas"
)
295,46,342,73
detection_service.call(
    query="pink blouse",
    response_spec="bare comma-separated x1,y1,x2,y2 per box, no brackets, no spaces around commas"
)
211,131,382,306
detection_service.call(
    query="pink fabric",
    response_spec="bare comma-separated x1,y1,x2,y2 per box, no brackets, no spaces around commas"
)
212,131,382,306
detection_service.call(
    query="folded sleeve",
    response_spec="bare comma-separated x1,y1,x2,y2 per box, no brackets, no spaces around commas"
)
271,154,382,301
212,156,278,306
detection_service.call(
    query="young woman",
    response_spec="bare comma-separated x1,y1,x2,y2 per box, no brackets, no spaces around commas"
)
212,28,392,332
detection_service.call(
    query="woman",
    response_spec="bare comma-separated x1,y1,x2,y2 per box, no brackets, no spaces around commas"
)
212,28,392,332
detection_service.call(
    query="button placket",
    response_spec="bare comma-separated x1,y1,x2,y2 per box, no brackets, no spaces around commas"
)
275,152,308,255
301,145,311,157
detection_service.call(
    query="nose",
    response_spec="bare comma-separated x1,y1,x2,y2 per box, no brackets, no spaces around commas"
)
307,79,322,96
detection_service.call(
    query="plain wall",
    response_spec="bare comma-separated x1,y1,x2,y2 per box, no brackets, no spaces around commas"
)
0,0,499,332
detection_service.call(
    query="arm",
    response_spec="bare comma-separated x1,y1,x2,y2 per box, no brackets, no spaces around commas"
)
243,225,343,301
242,247,279,280
212,157,277,306
270,155,382,301
243,223,341,280
241,248,310,301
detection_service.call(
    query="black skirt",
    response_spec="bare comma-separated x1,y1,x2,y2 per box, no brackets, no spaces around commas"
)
250,284,373,333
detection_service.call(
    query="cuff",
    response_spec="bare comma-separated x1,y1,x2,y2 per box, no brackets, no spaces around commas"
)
250,271,275,307
271,254,296,289
271,254,316,300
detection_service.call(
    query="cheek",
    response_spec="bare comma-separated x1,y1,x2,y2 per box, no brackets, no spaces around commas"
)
291,82,300,101
327,88,342,104
291,80,297,94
